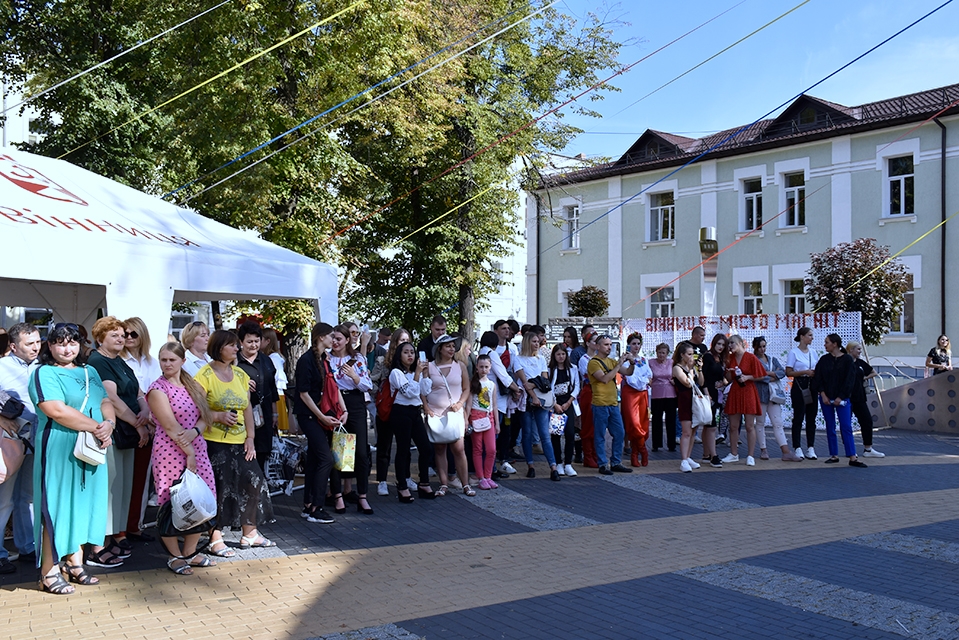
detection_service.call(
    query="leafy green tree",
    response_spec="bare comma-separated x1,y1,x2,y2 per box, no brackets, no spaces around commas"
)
567,285,610,318
804,238,910,345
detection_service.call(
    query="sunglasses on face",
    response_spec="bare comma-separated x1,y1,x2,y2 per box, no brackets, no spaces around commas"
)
124,331,139,339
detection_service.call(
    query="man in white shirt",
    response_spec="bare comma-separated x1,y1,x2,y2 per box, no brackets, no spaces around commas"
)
0,323,41,571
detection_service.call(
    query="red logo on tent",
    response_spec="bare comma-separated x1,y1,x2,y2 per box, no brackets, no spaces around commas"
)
0,154,88,206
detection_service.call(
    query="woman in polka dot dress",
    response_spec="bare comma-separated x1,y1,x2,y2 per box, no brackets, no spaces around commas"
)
147,342,217,574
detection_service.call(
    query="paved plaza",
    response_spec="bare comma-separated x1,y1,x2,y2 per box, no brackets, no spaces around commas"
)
2,428,959,639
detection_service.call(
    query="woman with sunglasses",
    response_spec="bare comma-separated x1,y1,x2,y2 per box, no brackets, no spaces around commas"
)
86,316,150,567
120,317,161,545
180,321,211,377
926,335,952,376
29,323,116,594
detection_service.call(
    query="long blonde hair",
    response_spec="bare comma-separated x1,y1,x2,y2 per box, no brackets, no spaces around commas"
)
121,316,153,363
159,342,213,426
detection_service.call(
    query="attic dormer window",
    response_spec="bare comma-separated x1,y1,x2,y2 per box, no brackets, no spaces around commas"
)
799,107,817,126
646,142,660,158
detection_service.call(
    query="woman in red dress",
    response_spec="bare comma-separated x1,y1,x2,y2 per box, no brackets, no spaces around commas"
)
722,335,763,467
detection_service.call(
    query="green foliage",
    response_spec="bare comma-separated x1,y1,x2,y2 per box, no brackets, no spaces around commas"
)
567,285,609,318
1,1,623,338
804,238,909,345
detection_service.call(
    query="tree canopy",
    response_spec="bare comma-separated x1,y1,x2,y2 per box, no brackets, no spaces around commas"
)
804,238,910,345
2,0,623,339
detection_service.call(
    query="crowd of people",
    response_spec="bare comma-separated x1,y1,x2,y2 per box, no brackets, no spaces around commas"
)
0,313,950,596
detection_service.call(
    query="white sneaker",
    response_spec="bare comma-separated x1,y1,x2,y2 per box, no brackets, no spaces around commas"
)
806,446,818,460
377,481,389,496
863,448,885,458
721,453,739,463
746,456,756,467
675,436,682,445
429,467,438,477
687,458,701,469
680,459,692,473
795,447,805,459
449,477,463,490
555,464,565,475
564,464,577,477
694,434,702,443
501,461,517,474
406,477,418,491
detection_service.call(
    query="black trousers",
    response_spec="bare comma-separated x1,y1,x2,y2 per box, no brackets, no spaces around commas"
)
299,414,334,510
790,381,818,449
375,415,394,482
851,398,873,448
330,391,370,495
390,404,434,486
650,397,677,450
496,411,522,462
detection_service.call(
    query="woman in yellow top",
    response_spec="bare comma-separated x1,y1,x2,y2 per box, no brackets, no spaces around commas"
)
194,330,275,556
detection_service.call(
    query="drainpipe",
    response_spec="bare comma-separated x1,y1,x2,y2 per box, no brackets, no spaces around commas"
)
934,118,946,335
699,227,718,315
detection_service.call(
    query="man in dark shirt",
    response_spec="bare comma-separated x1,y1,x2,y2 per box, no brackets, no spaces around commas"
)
417,315,447,362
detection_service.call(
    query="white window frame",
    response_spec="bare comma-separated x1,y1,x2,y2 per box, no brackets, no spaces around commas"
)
557,278,583,317
887,156,915,217
774,158,809,232
877,138,920,220
648,191,675,242
648,287,675,318
783,280,807,314
742,282,763,315
734,166,767,234
783,172,806,227
563,204,581,250
888,273,914,335
743,179,763,231
640,272,680,318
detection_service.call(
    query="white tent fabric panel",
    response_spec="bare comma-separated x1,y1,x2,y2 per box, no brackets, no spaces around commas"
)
0,148,337,343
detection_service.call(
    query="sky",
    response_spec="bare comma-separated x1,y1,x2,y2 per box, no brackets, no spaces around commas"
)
551,0,959,163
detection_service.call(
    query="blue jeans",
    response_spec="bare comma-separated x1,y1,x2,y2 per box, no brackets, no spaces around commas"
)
521,407,556,467
593,405,625,467
0,453,35,558
820,399,855,458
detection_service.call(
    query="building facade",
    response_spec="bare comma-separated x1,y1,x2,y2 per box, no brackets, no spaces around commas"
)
529,84,959,369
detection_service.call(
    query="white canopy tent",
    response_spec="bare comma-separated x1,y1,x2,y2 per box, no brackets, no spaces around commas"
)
0,148,338,345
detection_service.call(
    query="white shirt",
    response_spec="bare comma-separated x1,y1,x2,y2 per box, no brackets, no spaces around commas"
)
623,352,653,392
0,353,39,436
268,352,288,392
388,369,431,406
183,349,211,378
123,353,162,394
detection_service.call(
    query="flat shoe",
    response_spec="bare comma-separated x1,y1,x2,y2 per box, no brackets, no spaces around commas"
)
167,557,193,576
825,457,840,464
759,449,769,460
189,554,216,568
238,534,276,549
207,542,237,558
849,459,868,468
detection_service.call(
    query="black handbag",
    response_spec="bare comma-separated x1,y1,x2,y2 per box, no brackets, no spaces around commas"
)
530,376,552,393
111,418,140,449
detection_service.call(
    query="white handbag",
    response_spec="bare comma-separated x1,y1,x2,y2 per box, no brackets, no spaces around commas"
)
690,375,713,428
73,367,106,466
426,364,465,443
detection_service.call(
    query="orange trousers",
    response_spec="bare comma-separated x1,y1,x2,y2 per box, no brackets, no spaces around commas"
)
621,385,650,466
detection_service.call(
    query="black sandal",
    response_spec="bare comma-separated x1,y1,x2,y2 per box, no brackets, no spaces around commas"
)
85,547,124,568
40,571,75,595
62,563,100,585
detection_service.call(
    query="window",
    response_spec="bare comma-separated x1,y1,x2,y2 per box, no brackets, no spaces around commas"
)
783,280,806,314
889,274,915,333
743,282,763,314
799,107,817,126
490,260,504,288
784,173,805,226
170,313,197,340
649,192,675,241
563,205,580,250
888,156,914,216
743,178,763,230
648,287,674,318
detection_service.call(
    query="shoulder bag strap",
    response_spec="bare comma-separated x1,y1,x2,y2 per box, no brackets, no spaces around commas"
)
79,366,90,414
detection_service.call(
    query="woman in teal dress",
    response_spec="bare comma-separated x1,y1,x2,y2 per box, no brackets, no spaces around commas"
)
28,323,116,595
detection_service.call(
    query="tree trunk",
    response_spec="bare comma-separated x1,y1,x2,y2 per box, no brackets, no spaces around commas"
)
283,330,308,389
458,280,475,341
210,300,223,330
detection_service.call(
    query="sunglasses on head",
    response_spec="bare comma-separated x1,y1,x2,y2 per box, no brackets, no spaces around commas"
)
53,322,79,332
124,331,139,339
190,321,205,328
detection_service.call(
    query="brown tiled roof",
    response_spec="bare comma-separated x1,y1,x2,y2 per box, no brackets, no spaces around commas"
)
542,83,959,188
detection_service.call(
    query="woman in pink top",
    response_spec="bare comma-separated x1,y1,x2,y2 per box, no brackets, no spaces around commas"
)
648,343,677,452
